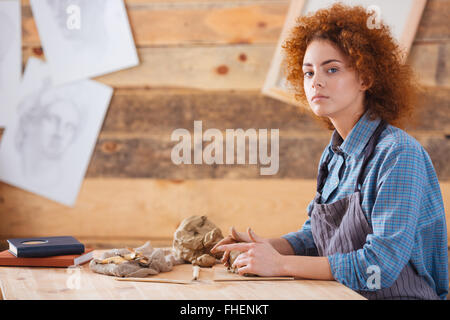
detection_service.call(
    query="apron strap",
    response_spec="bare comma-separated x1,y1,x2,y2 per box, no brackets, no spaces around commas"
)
354,120,388,192
316,153,332,193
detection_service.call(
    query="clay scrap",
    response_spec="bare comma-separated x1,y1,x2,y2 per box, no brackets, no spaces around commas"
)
226,250,257,277
89,241,184,278
173,215,224,267
226,250,242,274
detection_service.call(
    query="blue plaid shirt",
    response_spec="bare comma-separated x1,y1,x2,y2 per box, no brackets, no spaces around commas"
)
282,110,448,299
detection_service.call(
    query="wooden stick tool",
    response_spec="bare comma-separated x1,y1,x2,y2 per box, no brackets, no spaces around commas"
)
115,277,192,284
192,265,200,281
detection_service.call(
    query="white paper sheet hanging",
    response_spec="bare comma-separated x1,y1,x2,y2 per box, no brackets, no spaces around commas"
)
0,57,113,207
30,0,139,86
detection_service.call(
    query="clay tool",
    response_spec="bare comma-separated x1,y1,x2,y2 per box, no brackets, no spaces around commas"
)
192,265,200,281
114,277,192,284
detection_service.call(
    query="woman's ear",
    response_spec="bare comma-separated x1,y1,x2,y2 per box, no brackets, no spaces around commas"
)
359,74,373,91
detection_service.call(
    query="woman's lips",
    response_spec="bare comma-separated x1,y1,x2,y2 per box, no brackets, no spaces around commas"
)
312,95,329,102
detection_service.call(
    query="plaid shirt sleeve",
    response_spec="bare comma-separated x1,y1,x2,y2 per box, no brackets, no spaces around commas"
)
327,142,436,291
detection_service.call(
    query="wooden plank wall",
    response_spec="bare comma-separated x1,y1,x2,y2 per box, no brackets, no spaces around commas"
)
0,0,449,250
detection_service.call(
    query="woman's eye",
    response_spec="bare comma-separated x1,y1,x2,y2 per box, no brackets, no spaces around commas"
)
303,71,313,78
328,67,338,73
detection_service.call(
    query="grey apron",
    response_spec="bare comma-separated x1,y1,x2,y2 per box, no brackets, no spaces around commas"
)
309,120,439,300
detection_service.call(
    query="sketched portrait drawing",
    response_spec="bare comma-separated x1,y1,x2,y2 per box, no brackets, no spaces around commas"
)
14,80,85,188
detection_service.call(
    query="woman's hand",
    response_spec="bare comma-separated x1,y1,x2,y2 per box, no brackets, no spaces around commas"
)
213,228,284,277
210,227,267,267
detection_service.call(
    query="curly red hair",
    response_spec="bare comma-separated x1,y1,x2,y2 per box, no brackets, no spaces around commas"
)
282,3,420,130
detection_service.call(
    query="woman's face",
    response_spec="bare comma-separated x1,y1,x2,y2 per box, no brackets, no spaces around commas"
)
38,100,80,159
302,40,367,120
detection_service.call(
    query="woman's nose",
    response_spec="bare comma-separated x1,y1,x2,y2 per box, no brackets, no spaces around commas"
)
312,74,324,88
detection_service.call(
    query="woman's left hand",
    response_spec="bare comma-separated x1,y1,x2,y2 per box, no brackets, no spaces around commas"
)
214,229,285,277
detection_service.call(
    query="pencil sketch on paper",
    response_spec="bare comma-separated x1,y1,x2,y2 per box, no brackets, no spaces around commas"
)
30,0,139,85
0,58,113,207
14,78,85,188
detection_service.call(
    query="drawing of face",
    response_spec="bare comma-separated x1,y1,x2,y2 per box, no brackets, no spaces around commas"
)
45,0,107,42
37,99,80,159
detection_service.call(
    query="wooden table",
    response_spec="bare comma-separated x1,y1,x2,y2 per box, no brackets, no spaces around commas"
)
0,251,365,300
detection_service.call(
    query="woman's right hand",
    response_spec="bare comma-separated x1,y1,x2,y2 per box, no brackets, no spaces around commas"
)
210,227,267,266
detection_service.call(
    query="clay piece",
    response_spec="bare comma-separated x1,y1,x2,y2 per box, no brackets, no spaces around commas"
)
226,250,242,274
173,215,224,267
89,241,184,278
226,250,257,277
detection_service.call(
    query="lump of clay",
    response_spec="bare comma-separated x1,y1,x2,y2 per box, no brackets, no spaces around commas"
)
227,250,256,277
173,215,224,267
226,250,242,274
89,241,184,278
195,254,217,267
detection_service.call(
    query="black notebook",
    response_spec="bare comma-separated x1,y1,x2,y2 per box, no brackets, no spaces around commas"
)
7,236,85,258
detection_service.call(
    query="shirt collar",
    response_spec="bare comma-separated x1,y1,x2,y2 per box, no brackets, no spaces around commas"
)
328,109,381,158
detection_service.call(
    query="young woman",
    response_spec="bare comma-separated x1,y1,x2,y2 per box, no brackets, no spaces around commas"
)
211,3,448,300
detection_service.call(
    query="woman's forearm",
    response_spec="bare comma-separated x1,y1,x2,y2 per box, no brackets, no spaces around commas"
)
216,238,334,280
280,255,334,280
267,237,295,255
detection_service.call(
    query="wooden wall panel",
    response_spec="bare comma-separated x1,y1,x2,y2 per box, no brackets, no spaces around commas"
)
100,90,322,134
0,179,317,247
88,87,450,179
415,0,450,40
87,134,450,179
22,42,450,90
88,134,330,179
1,179,449,249
100,88,450,134
23,45,277,90
408,42,450,87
